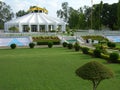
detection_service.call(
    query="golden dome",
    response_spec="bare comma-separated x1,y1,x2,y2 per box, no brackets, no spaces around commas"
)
29,6,48,14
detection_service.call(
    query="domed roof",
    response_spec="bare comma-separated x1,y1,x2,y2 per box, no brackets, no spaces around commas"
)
5,13,65,25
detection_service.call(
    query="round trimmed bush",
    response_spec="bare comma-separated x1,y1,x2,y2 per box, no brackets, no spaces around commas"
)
48,42,53,48
29,42,35,48
109,52,119,63
10,43,16,49
62,42,68,47
81,47,89,54
93,49,101,58
107,42,116,48
67,43,73,49
74,42,80,51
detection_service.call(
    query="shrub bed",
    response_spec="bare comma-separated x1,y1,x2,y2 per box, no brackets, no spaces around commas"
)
81,47,89,54
32,36,60,45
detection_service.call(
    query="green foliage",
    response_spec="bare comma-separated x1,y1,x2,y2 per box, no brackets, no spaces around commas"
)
57,2,120,30
101,53,109,60
57,2,69,22
48,42,53,48
74,42,80,51
62,42,68,47
9,26,19,32
10,43,16,49
37,41,60,45
29,42,35,48
109,52,119,63
81,47,89,54
16,10,28,17
75,61,114,90
94,49,101,58
82,35,108,42
67,43,73,49
117,0,120,29
0,1,13,22
107,42,116,48
32,36,60,42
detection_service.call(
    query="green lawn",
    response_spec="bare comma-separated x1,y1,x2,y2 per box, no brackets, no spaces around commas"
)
0,47,120,90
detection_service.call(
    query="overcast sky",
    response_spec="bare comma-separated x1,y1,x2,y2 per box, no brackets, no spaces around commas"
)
1,0,119,17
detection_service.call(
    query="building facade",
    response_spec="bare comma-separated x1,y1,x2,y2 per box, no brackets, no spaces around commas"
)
4,6,66,33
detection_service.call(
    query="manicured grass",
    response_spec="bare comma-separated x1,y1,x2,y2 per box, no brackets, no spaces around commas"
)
0,47,120,90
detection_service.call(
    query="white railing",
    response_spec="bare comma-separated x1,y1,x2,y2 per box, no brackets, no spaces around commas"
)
0,32,58,37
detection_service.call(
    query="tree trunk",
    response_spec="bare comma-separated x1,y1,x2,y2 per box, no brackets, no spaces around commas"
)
93,81,97,90
93,86,96,90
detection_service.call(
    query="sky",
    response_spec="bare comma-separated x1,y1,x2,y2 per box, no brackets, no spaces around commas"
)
0,0,119,17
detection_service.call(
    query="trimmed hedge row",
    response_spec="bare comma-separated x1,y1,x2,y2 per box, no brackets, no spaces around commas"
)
32,36,60,45
37,41,60,45
62,41,120,63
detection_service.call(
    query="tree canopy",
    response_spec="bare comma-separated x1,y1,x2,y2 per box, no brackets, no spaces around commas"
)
57,1,120,30
75,61,114,90
0,1,13,29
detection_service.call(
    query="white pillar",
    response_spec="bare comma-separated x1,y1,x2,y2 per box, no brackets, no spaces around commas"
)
50,25,52,31
29,24,31,32
54,24,57,31
45,25,48,32
61,24,66,32
37,24,39,32
19,23,22,32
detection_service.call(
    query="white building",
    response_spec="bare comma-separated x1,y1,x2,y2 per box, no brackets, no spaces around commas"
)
4,6,66,33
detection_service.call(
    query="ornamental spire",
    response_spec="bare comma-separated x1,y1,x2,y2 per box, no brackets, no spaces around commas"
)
28,6,48,14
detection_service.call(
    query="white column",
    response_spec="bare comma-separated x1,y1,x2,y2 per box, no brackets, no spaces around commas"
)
54,24,57,31
61,24,66,32
45,25,48,32
19,23,22,32
37,24,39,32
29,24,31,32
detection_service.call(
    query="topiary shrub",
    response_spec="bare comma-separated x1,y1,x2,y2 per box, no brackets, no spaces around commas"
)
88,49,94,56
29,42,35,48
75,61,114,90
10,43,16,49
109,52,119,63
81,47,89,54
107,42,116,48
93,49,101,58
74,42,80,51
62,42,68,47
67,43,73,49
101,53,109,60
48,42,53,48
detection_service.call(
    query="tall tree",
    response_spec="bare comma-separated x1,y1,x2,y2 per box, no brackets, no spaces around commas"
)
57,2,69,22
84,6,91,29
117,0,120,29
0,1,13,29
68,8,79,29
16,10,28,17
